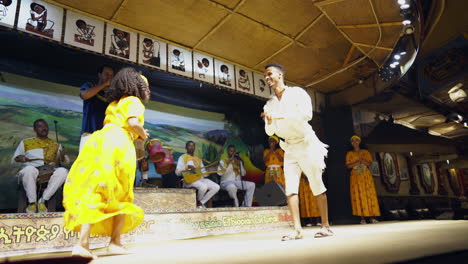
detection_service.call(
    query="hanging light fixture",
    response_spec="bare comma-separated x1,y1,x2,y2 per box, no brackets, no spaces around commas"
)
448,83,466,103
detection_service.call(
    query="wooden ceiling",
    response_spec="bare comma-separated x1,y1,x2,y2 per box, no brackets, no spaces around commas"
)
45,0,403,93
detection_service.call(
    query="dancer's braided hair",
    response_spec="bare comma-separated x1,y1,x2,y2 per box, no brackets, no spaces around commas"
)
105,67,150,103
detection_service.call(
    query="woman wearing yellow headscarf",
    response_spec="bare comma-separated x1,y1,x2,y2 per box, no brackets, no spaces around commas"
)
345,135,380,224
263,135,285,187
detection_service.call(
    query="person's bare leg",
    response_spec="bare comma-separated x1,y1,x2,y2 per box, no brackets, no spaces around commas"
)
72,224,95,258
79,224,92,249
316,192,329,227
287,194,302,232
110,214,125,246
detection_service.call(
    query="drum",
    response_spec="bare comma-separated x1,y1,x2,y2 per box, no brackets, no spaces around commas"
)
36,164,55,184
145,139,165,162
155,147,176,175
134,140,145,160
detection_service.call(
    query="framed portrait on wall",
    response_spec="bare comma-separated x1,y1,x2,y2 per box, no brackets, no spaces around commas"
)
168,44,192,78
193,52,213,83
253,72,270,98
214,59,234,90
370,161,380,177
105,24,137,62
235,66,254,95
448,168,461,196
418,163,435,193
378,152,401,192
138,35,167,71
17,0,63,41
64,10,104,53
0,0,18,28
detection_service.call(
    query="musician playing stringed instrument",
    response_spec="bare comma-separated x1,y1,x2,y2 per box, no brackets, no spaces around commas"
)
175,141,220,208
11,119,69,213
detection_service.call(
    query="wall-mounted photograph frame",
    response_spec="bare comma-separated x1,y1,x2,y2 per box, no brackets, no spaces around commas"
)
0,0,19,28
105,24,137,62
138,35,167,71
235,66,254,95
214,59,234,90
168,44,192,78
17,0,63,41
193,52,213,83
64,10,104,53
253,72,270,98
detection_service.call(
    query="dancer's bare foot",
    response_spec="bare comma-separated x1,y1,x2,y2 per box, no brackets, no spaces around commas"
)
107,243,130,255
72,245,97,259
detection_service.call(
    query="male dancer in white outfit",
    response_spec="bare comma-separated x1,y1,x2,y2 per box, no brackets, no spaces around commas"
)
175,141,220,208
261,63,333,240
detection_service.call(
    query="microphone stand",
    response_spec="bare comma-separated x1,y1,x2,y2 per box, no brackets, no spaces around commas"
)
53,120,62,167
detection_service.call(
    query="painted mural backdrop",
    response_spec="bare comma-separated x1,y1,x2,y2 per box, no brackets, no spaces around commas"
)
0,73,265,210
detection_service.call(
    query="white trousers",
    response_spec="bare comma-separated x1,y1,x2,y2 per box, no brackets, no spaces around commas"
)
17,165,68,203
221,180,255,207
184,178,220,205
283,142,326,196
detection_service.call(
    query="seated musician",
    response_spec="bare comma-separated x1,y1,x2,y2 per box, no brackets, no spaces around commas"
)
175,141,220,208
11,119,69,213
218,145,255,207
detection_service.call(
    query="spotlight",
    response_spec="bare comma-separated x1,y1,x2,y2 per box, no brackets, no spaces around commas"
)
394,54,401,60
463,121,468,128
398,0,406,5
390,63,397,68
446,160,450,164
400,3,410,9
402,19,411,25
400,51,407,55
403,24,415,35
410,152,413,156
402,13,413,25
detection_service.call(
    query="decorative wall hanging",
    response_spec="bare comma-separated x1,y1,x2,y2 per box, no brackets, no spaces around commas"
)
378,152,401,192
370,161,380,177
418,163,435,194
214,59,234,90
64,10,104,53
0,0,18,28
253,72,270,99
138,35,167,71
168,44,192,78
235,66,254,95
448,168,462,196
17,0,63,41
193,52,213,83
105,24,137,62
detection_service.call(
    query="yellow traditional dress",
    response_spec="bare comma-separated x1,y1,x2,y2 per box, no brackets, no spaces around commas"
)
63,96,145,235
346,149,380,217
263,148,285,187
299,175,320,217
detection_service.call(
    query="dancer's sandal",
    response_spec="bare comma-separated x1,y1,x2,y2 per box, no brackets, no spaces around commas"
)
370,218,379,224
106,243,130,255
281,230,303,241
314,226,334,238
360,219,367,224
71,245,97,259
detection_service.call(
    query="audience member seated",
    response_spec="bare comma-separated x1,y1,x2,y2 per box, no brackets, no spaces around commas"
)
175,141,220,208
11,119,69,213
218,145,255,207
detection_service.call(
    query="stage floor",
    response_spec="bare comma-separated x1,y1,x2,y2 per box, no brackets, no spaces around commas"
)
4,220,468,264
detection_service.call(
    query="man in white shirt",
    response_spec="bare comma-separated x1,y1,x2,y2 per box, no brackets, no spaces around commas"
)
218,145,255,207
175,141,220,208
11,119,69,213
261,63,333,239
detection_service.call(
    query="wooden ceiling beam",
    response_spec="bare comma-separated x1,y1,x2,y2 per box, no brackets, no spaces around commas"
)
342,45,356,67
354,42,393,51
110,0,127,21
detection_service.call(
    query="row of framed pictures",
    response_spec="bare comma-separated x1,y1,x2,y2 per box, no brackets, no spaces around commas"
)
0,0,327,107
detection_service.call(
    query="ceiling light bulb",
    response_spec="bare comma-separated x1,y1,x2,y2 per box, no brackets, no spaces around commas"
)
390,63,396,68
400,3,410,9
446,160,450,164
402,19,411,25
394,54,401,60
400,51,407,55
398,0,406,4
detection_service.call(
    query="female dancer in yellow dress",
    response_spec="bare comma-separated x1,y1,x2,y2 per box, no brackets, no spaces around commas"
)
63,67,150,258
263,135,285,187
345,135,380,224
